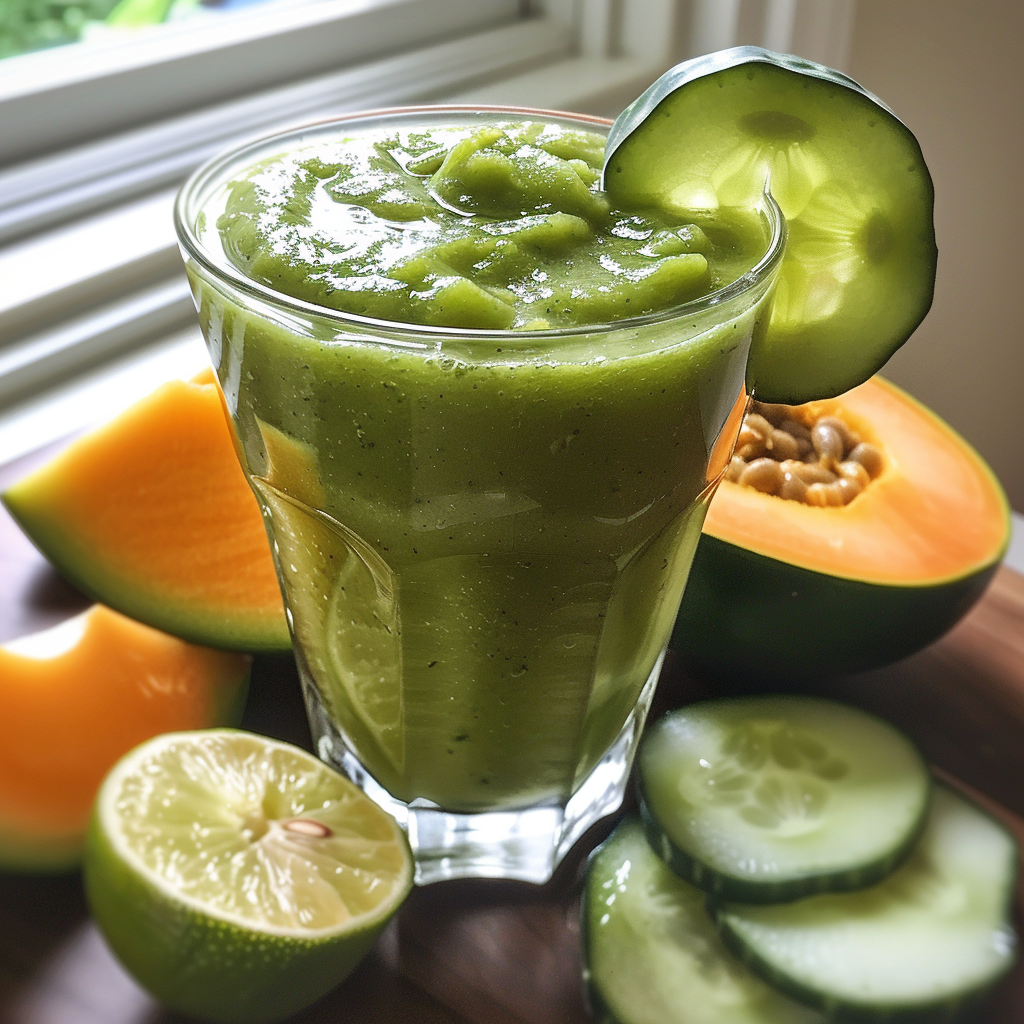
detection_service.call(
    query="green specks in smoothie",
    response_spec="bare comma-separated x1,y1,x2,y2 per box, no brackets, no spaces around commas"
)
216,120,764,330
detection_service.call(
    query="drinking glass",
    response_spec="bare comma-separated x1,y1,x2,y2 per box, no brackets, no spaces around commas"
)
175,107,785,884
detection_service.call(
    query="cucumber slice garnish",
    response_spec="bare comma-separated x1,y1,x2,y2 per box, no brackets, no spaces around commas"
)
582,816,824,1024
638,696,930,903
715,784,1018,1019
604,47,936,404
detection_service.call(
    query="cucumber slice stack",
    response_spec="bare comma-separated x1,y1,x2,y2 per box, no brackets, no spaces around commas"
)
582,696,1018,1024
603,47,937,405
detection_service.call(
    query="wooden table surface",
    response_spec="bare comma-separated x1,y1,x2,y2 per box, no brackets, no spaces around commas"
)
2,442,1024,1024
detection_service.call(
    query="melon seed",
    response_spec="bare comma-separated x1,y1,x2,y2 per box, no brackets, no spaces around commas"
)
725,400,885,506
736,424,764,449
837,460,871,489
754,403,791,426
805,481,846,507
779,418,812,444
744,413,776,438
766,428,800,461
811,421,845,463
779,471,808,502
836,477,863,503
816,415,856,452
848,442,884,478
738,458,783,494
787,461,837,486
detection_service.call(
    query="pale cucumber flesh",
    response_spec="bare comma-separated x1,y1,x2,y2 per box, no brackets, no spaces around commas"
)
638,696,930,902
716,785,1018,1017
583,817,823,1024
604,47,936,404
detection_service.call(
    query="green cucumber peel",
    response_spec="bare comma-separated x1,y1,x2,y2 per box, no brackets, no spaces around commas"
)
582,816,825,1024
604,47,937,404
637,696,931,904
714,784,1018,1020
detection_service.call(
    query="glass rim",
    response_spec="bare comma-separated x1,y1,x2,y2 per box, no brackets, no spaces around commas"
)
174,104,787,340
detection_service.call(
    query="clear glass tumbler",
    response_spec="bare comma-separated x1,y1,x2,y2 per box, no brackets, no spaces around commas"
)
175,107,785,884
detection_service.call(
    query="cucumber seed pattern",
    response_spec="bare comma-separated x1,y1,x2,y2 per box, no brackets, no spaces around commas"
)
687,720,849,835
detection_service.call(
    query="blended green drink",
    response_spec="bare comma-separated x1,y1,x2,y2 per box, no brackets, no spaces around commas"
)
176,108,784,883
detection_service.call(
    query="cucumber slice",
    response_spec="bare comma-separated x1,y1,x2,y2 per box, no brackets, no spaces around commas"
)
638,696,930,903
604,47,936,404
715,785,1018,1019
582,816,824,1024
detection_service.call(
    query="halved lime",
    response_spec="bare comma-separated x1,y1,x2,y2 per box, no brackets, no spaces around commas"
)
604,47,936,404
84,729,413,1023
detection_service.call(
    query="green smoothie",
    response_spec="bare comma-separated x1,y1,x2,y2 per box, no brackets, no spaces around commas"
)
187,111,778,813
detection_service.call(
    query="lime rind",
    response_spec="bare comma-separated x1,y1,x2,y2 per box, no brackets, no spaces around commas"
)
604,46,936,405
86,730,412,1023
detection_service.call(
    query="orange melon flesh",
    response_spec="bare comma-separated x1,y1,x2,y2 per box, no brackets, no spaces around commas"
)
0,605,249,869
704,377,1009,585
3,369,290,652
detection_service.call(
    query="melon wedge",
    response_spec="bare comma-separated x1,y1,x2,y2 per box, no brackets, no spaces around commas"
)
672,377,1009,678
0,605,249,870
3,369,290,653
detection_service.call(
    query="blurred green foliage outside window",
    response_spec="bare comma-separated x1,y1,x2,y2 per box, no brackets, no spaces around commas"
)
0,0,274,60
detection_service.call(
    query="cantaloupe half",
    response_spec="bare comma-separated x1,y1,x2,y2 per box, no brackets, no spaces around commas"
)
672,377,1010,678
3,369,290,653
0,605,249,870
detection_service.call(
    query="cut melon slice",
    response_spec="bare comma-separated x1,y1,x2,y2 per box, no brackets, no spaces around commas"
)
2,369,290,653
0,605,249,870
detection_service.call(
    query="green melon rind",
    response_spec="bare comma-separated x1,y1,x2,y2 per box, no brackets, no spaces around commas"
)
604,46,936,404
711,784,1018,1022
1,487,291,654
670,533,1002,681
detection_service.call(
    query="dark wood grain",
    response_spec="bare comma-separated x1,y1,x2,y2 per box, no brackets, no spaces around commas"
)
1,438,1023,1024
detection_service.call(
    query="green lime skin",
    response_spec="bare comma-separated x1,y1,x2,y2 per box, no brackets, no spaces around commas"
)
83,730,413,1023
84,811,389,1023
670,534,1001,683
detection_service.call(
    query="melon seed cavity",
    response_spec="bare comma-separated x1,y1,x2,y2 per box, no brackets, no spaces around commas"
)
726,400,883,506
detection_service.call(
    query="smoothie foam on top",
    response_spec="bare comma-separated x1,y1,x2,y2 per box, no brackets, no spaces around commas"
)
215,120,764,330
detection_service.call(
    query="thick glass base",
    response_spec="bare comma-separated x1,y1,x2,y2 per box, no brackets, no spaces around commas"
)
301,653,663,885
